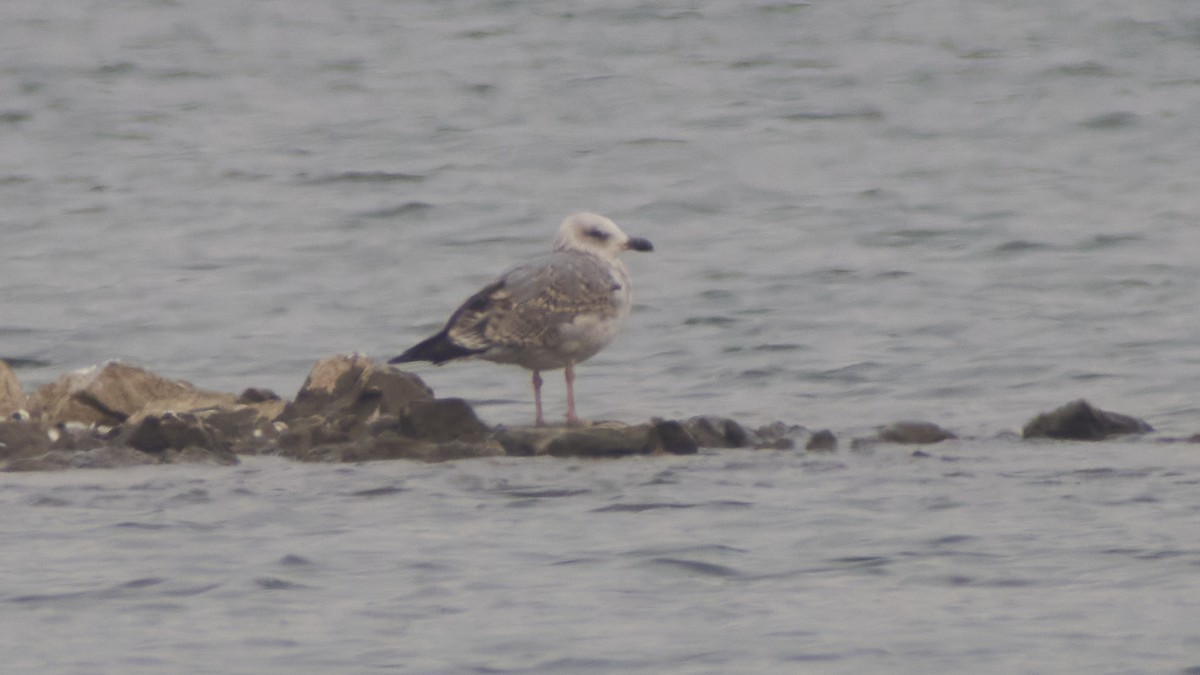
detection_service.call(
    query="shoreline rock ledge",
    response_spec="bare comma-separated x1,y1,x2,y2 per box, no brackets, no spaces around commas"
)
0,355,1177,471
0,355,797,471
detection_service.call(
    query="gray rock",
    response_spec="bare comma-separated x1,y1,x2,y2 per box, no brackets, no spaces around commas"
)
684,415,752,448
649,419,699,455
878,421,957,444
805,429,838,452
1022,399,1152,441
755,422,807,450
492,421,699,458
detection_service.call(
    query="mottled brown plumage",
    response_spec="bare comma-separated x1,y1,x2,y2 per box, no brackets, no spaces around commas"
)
390,213,652,426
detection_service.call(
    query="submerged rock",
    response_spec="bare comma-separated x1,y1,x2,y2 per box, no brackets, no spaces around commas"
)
805,429,838,452
1022,399,1152,441
493,420,698,458
878,421,957,445
0,361,26,419
683,415,752,448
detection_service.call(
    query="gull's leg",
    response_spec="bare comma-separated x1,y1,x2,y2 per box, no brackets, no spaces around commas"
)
532,370,545,427
564,362,581,426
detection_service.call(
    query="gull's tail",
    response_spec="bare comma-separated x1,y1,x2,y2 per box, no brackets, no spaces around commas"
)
388,330,480,366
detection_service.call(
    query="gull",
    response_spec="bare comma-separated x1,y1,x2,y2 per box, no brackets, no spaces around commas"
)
389,212,653,426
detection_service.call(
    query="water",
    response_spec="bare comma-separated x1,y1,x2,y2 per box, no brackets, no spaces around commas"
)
4,447,1200,673
3,0,1200,671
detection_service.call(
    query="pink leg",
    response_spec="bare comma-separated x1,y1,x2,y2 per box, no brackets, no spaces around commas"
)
532,370,545,427
564,362,581,426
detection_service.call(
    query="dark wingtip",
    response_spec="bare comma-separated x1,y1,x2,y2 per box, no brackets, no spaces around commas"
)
388,330,480,366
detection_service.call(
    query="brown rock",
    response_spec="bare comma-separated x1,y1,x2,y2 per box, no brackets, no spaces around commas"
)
124,413,229,455
0,361,26,418
28,362,236,426
1022,399,1152,441
279,354,433,424
0,420,51,462
27,369,112,426
394,398,490,442
879,421,956,445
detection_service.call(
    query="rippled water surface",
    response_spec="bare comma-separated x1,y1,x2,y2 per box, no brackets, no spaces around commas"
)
4,0,1200,671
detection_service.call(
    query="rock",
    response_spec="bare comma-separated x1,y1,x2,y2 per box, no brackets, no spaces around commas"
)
28,361,236,426
683,415,752,448
393,398,491,443
123,412,232,457
1022,399,1152,441
544,423,656,458
26,369,112,427
878,421,957,445
649,419,699,455
279,353,433,424
0,420,51,463
0,361,26,418
237,388,280,404
754,421,806,450
4,445,160,472
806,429,838,452
492,421,693,458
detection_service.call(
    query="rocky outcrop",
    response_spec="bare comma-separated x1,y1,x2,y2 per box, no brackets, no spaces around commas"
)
1022,399,1152,441
0,355,1187,471
27,361,237,427
0,361,26,418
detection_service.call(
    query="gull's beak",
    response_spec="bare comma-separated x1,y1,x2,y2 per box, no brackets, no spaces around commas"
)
624,237,654,252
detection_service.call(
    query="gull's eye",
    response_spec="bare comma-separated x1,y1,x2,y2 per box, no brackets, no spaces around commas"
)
585,227,610,241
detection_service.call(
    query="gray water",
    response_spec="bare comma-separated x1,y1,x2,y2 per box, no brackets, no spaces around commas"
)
3,0,1200,672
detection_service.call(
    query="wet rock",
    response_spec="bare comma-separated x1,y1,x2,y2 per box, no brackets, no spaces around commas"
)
878,421,957,444
0,420,51,463
339,435,504,463
122,412,234,461
199,407,278,454
649,419,699,455
0,361,26,419
543,423,657,458
237,387,280,404
28,361,236,427
279,353,433,424
1022,399,1153,441
806,429,838,452
4,445,160,472
393,398,490,443
492,421,697,458
755,422,807,450
684,415,752,448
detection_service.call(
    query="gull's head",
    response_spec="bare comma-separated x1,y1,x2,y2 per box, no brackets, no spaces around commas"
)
553,212,654,258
